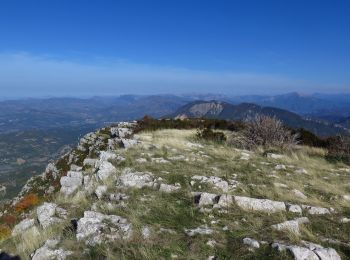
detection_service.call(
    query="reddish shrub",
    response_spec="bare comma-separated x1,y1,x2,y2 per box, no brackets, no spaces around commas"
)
1,214,17,226
14,193,39,213
0,224,11,240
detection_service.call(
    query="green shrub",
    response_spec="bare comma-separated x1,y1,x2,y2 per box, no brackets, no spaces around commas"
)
196,127,226,143
326,135,350,164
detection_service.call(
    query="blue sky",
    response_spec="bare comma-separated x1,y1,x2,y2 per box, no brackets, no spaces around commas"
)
0,0,349,97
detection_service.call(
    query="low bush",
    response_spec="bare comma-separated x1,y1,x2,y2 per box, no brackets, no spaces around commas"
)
196,127,226,143
14,193,39,213
134,116,244,133
1,214,17,226
0,225,11,241
326,135,350,164
235,115,298,150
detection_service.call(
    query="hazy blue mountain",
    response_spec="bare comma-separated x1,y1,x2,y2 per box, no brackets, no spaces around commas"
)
170,100,348,136
229,92,350,117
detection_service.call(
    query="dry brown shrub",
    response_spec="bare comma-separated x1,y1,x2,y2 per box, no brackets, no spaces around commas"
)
232,115,298,150
14,193,39,213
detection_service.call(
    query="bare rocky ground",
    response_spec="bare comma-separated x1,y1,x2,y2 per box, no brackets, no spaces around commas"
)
0,122,349,259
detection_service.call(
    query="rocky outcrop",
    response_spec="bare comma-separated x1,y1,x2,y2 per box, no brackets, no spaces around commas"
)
37,203,64,228
12,218,35,236
272,241,341,260
234,196,286,213
76,211,132,246
32,239,72,260
118,169,155,189
271,217,309,235
60,171,83,196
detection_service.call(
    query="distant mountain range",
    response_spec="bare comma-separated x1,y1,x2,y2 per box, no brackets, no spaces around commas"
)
170,100,349,136
228,92,350,119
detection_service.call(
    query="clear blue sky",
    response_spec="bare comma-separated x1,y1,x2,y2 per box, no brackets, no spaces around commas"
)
0,0,349,97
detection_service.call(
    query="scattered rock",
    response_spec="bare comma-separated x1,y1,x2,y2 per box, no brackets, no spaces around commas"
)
12,218,35,236
96,161,117,181
159,183,181,193
135,158,147,163
217,194,233,207
292,189,307,200
141,226,151,239
271,217,309,235
151,157,169,163
343,195,350,202
243,237,260,249
32,239,72,260
118,169,155,189
95,185,108,200
272,241,341,260
37,203,63,228
295,168,308,174
184,226,213,236
121,138,138,149
340,217,350,223
77,211,132,246
60,171,83,196
191,175,234,192
302,205,331,215
206,240,217,247
234,196,286,213
267,153,284,159
194,192,220,207
83,158,98,167
275,165,286,170
274,183,288,188
287,204,303,214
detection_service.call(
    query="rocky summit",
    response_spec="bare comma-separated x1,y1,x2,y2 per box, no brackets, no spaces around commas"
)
0,121,349,259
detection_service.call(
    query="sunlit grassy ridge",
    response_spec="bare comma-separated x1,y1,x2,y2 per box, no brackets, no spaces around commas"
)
1,128,349,259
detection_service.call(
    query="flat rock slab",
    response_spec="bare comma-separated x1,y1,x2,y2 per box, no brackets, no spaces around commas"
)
234,196,286,213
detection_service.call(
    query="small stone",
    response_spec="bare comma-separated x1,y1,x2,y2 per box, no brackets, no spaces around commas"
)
275,165,286,170
295,168,308,174
95,185,108,200
234,196,286,213
243,237,260,249
141,226,151,239
267,153,284,159
287,204,302,214
12,218,35,236
292,189,307,200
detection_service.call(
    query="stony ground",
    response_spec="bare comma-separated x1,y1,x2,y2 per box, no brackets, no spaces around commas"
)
1,122,350,259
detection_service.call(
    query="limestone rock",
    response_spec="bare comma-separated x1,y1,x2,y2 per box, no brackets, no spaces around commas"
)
32,239,72,260
243,237,260,249
118,169,154,189
159,183,181,193
275,165,286,170
121,138,138,149
267,153,284,159
60,171,83,196
37,203,62,228
271,217,309,235
292,189,307,200
77,211,132,246
234,196,286,213
191,175,233,192
12,218,35,236
184,226,213,236
96,161,117,181
302,205,330,215
194,192,220,207
295,168,308,174
287,204,303,214
217,194,233,207
95,185,108,200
